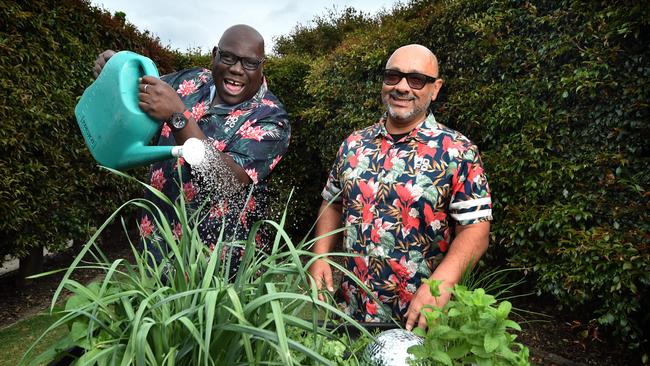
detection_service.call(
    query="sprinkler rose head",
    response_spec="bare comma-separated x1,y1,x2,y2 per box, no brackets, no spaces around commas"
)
181,138,205,166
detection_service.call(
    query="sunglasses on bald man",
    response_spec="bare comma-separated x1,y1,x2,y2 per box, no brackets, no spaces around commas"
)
382,69,438,90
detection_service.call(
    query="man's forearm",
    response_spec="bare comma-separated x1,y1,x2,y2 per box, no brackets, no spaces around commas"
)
312,200,343,255
429,221,490,289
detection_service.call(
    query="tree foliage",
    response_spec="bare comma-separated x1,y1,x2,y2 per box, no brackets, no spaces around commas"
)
265,0,649,352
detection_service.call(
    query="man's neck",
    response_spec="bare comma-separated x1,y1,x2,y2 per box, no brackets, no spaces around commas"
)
385,115,426,134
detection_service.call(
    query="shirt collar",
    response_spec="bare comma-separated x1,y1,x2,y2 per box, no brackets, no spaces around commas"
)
372,113,438,143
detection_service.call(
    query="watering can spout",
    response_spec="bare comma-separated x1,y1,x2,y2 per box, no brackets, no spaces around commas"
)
120,138,205,170
75,51,204,171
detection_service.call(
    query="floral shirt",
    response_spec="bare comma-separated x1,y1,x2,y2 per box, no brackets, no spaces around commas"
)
138,67,290,274
322,113,491,322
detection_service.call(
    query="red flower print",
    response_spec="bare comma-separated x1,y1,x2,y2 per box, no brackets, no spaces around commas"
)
191,101,206,120
139,215,154,238
370,218,391,243
424,204,447,229
388,257,411,279
177,79,197,97
353,256,370,282
467,163,484,184
417,141,437,158
442,136,467,157
346,134,363,149
150,168,166,191
183,182,196,201
366,300,378,315
438,239,449,252
348,147,369,168
161,123,171,138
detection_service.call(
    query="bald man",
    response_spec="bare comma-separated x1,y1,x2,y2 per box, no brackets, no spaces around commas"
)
94,25,291,276
308,44,492,331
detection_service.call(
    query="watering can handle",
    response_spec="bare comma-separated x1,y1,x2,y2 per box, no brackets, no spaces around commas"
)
138,56,159,78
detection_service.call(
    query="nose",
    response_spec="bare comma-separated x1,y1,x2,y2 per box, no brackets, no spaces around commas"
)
394,76,411,93
228,60,245,75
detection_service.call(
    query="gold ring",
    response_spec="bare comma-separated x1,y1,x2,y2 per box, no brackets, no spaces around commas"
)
144,84,149,93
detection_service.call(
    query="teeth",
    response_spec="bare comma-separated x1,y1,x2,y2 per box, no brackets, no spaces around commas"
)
226,79,243,86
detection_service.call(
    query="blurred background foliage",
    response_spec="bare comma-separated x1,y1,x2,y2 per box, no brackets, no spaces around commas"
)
1,0,647,354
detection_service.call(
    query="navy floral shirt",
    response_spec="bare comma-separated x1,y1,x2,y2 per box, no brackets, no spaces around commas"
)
138,67,290,273
322,113,491,322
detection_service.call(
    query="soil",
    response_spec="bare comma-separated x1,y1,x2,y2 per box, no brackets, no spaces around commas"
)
0,226,640,366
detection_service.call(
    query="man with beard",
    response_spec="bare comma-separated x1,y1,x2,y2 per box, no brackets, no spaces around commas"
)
93,24,290,276
308,44,491,331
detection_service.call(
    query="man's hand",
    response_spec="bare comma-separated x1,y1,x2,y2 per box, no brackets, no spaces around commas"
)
138,76,186,122
308,258,334,301
93,49,116,78
404,281,452,331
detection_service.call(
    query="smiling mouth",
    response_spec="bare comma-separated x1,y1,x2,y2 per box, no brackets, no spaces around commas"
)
224,78,244,94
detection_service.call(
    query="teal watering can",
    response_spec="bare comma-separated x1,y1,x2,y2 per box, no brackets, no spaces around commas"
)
75,51,203,170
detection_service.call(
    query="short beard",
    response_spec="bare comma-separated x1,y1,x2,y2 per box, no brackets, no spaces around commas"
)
382,91,429,122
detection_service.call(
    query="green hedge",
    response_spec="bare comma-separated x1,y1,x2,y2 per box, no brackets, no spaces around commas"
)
0,0,187,259
264,0,649,351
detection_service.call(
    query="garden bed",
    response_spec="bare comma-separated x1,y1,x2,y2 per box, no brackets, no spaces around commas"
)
0,228,635,365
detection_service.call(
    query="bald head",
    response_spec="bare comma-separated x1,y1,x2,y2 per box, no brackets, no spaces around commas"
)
381,44,444,132
386,44,439,77
219,24,265,54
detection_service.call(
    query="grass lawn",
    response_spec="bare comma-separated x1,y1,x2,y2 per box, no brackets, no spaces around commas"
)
0,314,67,366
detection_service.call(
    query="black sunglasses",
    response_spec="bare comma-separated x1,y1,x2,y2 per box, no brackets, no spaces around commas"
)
217,48,264,71
382,69,437,90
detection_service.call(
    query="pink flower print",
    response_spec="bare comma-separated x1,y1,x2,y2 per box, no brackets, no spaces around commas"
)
245,168,258,184
173,222,182,240
212,139,227,152
198,72,209,83
261,98,277,108
209,201,229,218
177,79,197,97
238,119,268,141
161,123,171,138
191,101,206,120
173,157,185,170
226,109,245,124
183,181,196,201
139,215,154,238
269,155,282,170
150,168,166,191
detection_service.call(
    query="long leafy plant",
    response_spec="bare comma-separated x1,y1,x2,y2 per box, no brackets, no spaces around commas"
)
20,168,371,366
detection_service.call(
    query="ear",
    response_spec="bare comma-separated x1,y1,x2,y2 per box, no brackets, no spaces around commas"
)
212,46,218,59
430,79,444,102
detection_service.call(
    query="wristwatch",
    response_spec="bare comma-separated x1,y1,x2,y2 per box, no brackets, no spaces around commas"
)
169,110,192,132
